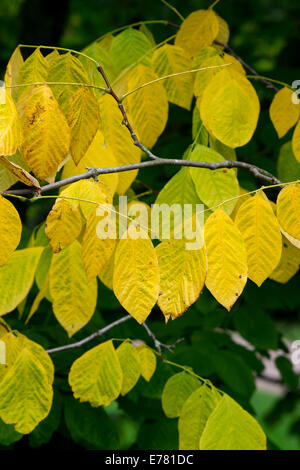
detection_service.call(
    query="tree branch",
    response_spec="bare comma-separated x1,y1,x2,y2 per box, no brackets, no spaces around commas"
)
46,314,132,354
4,157,281,197
46,314,183,356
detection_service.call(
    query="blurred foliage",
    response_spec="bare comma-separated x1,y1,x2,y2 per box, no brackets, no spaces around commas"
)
0,0,299,450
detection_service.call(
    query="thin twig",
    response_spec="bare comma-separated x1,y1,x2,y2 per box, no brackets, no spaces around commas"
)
46,314,132,354
143,322,184,355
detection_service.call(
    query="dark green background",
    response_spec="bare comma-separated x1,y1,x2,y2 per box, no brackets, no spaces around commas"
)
0,0,299,450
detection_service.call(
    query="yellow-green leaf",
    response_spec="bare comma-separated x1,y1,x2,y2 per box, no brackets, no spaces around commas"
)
0,247,43,315
49,241,97,337
270,236,300,283
47,52,89,114
235,192,282,286
110,28,153,76
62,131,119,195
189,144,239,214
0,195,22,266
277,184,300,248
204,208,247,310
69,340,122,406
68,87,100,164
292,118,300,163
20,85,70,180
113,225,160,323
99,94,141,194
136,345,156,381
199,394,266,450
60,179,112,219
151,44,193,110
200,69,260,148
178,385,221,450
0,155,40,190
270,87,300,138
0,333,54,434
16,48,48,101
117,342,141,395
45,199,83,253
126,64,169,149
81,207,116,281
0,89,22,156
175,9,219,57
4,47,24,101
156,239,207,321
162,372,201,418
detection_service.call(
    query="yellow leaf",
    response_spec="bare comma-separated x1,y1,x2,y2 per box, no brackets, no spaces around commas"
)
61,130,119,195
0,195,22,267
0,247,43,315
215,15,230,44
35,246,52,302
98,244,116,290
193,47,245,103
20,85,70,180
235,192,282,286
4,47,24,100
277,184,300,248
113,225,159,323
126,64,169,149
60,179,112,219
292,119,300,163
200,69,260,148
99,94,141,194
45,199,83,253
81,207,116,281
156,239,207,321
175,9,219,57
270,87,299,138
69,340,122,406
204,208,247,310
68,87,100,164
0,154,40,190
136,344,156,381
151,44,193,110
16,48,48,101
0,90,22,156
49,241,97,337
270,236,300,283
230,187,251,220
0,333,54,434
47,52,89,114
117,342,141,395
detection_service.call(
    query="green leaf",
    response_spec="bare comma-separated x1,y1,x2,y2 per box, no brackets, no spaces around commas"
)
162,372,201,418
277,141,300,183
233,308,278,350
64,396,119,449
212,350,255,398
110,28,153,76
275,356,299,391
200,394,267,450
